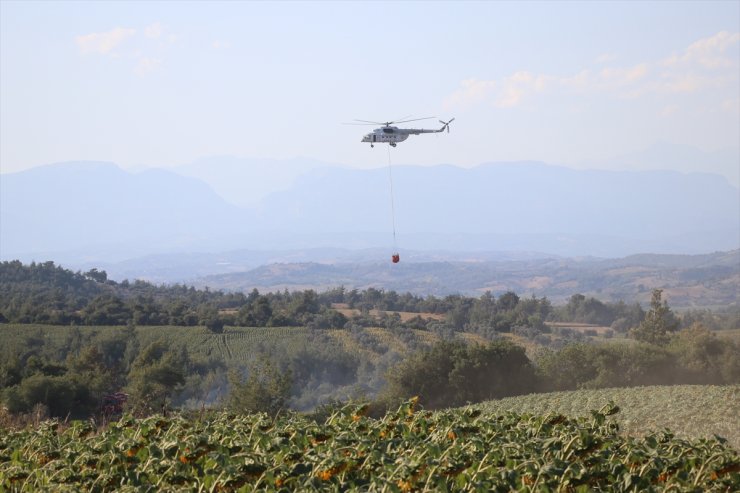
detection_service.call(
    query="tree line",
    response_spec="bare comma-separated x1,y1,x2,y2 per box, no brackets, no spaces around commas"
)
0,261,562,332
3,261,737,333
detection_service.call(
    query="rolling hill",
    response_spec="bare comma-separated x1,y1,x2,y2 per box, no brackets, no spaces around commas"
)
192,249,739,307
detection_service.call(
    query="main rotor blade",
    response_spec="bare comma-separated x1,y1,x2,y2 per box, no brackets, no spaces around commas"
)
345,116,439,126
390,115,412,123
392,116,437,124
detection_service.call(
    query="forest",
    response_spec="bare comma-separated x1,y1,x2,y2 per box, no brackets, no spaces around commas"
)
0,260,738,422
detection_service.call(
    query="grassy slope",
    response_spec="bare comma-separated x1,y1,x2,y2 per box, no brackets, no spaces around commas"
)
479,384,740,450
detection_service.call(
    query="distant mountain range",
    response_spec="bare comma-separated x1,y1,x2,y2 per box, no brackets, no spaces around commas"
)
1,159,738,262
173,156,335,207
0,161,250,260
580,141,740,188
67,248,558,284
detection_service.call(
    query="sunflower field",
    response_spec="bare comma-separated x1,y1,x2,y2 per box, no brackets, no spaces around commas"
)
1,399,738,492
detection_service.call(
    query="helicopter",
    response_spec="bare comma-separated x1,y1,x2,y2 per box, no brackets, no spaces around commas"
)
347,117,455,147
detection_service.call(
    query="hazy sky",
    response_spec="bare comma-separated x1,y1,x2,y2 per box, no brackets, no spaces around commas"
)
1,1,738,176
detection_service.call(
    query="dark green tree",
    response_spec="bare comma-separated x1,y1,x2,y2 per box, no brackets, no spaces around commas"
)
497,291,520,311
83,294,131,325
630,289,679,345
84,268,108,283
228,357,292,416
384,340,537,409
669,323,740,384
198,304,224,333
125,341,188,415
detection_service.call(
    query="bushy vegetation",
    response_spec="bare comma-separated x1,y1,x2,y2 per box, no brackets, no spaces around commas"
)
3,320,737,423
551,293,646,329
383,340,537,409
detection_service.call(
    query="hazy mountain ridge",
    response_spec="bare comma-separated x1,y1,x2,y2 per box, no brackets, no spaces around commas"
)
267,161,737,240
71,248,557,284
603,250,740,269
192,249,740,308
173,156,336,207
582,141,740,187
0,161,256,259
1,159,737,261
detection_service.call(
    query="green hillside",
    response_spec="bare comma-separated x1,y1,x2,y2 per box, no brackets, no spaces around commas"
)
480,385,740,450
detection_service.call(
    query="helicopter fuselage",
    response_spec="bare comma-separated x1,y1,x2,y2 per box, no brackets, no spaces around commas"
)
361,126,410,146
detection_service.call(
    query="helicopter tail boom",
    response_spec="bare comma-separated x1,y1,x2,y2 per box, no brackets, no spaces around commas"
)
402,118,455,135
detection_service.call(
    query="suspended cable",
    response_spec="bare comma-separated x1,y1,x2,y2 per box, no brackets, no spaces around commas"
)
387,145,399,263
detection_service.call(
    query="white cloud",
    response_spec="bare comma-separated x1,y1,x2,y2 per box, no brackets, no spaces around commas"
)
444,78,496,108
446,31,739,109
595,53,617,64
597,63,650,98
212,40,232,50
134,57,162,76
145,22,163,39
721,97,740,114
495,71,552,108
76,27,136,55
659,73,706,94
664,31,740,69
599,63,648,85
560,69,592,90
76,23,175,76
660,104,680,118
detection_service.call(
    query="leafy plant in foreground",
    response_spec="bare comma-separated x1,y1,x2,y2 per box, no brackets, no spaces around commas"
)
1,400,737,491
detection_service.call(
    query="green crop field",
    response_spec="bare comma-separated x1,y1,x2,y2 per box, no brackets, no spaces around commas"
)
0,324,488,366
0,325,333,365
480,385,740,450
1,399,738,492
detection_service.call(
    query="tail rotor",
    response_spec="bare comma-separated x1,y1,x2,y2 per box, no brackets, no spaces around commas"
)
439,118,455,133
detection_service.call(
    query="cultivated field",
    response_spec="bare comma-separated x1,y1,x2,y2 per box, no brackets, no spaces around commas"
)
480,385,740,450
330,303,446,322
0,324,482,367
1,399,738,491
